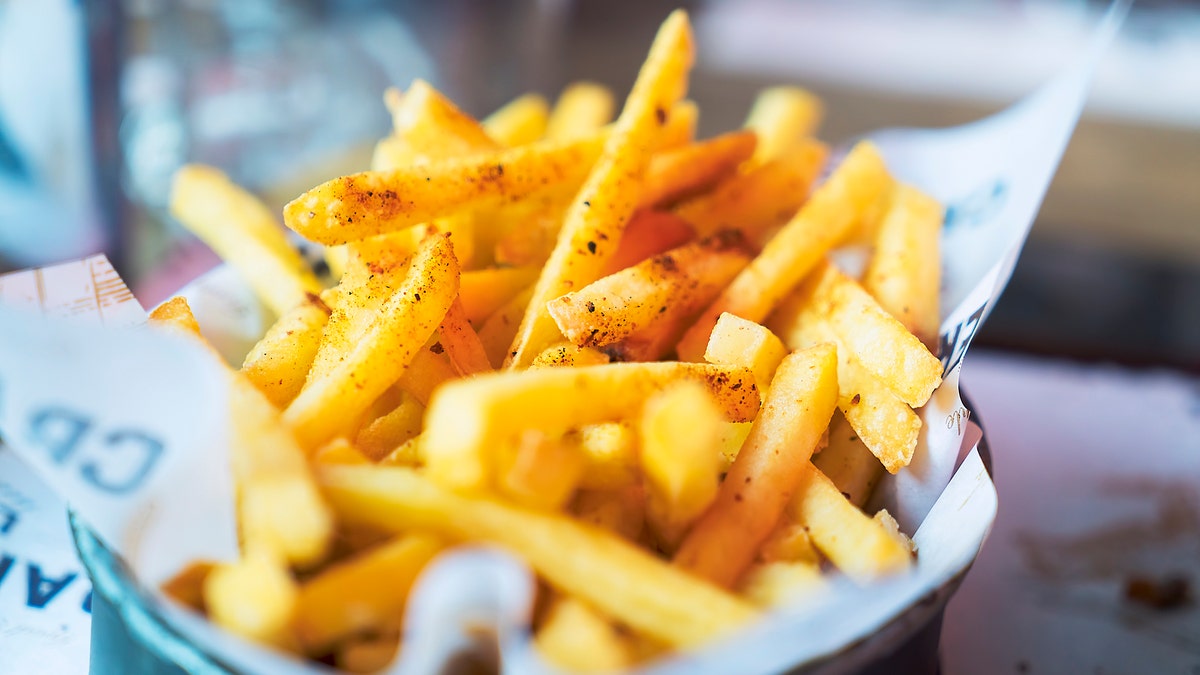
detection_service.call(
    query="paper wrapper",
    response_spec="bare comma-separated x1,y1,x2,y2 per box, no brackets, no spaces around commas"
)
0,4,1126,672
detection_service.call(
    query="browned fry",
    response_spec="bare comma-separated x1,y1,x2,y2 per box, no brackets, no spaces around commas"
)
674,344,838,588
437,298,493,375
600,210,696,276
504,12,695,367
547,231,751,350
531,342,612,368
638,131,757,208
676,141,893,361
240,294,332,408
149,297,202,334
676,138,828,244
286,134,606,245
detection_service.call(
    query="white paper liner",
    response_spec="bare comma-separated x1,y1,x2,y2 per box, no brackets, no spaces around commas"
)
0,2,1127,672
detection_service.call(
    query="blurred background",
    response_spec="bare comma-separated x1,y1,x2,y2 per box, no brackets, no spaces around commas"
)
0,0,1196,369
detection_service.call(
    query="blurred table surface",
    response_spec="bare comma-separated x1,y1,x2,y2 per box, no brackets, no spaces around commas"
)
942,350,1200,675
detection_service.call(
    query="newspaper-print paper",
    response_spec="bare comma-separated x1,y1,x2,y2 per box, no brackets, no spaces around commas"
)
0,1,1125,672
0,256,238,588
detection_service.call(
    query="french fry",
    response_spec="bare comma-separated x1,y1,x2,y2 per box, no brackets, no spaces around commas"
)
641,382,723,550
490,195,571,267
320,465,760,647
759,520,821,565
535,597,634,672
505,11,695,367
600,210,695,275
478,285,534,368
422,361,760,491
437,298,493,375
717,420,754,467
459,266,539,324
204,551,298,648
546,83,616,142
284,234,460,450
571,487,645,542
638,131,757,208
769,301,920,474
292,534,443,653
744,86,823,165
787,464,912,582
676,139,828,243
812,411,884,507
150,299,334,568
240,294,331,408
385,80,498,156
547,232,751,349
380,434,424,468
568,422,639,490
336,632,401,674
675,344,838,588
170,165,323,316
531,341,611,368
313,438,371,466
861,184,944,349
676,141,893,361
790,260,942,408
160,561,215,613
496,430,584,510
658,99,698,150
355,389,425,461
703,313,788,391
738,561,826,609
874,508,916,554
397,344,459,406
483,93,550,147
286,133,606,245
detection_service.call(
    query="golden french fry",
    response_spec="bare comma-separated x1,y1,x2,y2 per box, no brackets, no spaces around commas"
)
379,433,424,468
496,430,583,510
204,551,298,648
313,438,371,466
171,165,323,316
397,344,459,406
641,382,723,550
531,341,612,368
505,11,695,367
459,266,540,325
240,295,331,408
703,313,788,391
744,86,823,165
792,260,942,408
738,561,826,609
638,131,757,208
675,344,838,588
676,139,828,244
570,486,645,541
336,632,401,674
787,464,911,582
422,361,760,491
601,210,695,275
286,133,606,245
284,234,460,450
355,389,425,461
759,520,820,565
862,184,944,349
769,301,921,474
478,284,534,368
676,141,893,361
568,422,639,490
547,232,750,349
716,420,754,467
150,299,334,568
874,508,916,554
535,597,634,672
812,411,884,507
320,465,760,647
483,93,550,146
546,83,616,142
385,79,498,156
658,99,698,150
437,298,493,375
293,534,442,653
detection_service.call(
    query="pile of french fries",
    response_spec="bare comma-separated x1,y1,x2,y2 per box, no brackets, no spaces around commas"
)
155,9,946,673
